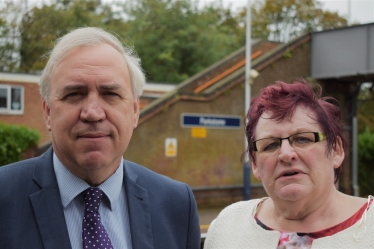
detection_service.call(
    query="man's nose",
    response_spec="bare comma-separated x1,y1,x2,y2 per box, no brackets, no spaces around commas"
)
80,95,106,122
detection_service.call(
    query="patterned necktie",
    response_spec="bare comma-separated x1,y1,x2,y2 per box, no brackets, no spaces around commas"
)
82,187,114,249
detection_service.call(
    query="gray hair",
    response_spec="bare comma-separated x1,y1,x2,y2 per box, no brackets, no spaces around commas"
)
39,27,145,105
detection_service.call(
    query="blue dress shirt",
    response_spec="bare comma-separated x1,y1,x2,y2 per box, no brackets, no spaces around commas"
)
53,153,132,249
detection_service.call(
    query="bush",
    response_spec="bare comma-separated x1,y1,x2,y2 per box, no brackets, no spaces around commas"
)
358,127,374,197
0,123,41,166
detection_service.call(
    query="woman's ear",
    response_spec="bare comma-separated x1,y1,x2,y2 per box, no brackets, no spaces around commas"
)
332,136,345,169
251,153,262,180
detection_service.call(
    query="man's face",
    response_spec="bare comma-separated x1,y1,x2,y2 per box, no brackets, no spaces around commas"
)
43,43,140,185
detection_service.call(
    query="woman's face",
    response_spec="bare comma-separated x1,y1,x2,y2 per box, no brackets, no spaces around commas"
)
252,105,344,203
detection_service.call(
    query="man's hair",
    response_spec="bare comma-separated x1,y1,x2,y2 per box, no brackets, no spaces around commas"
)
39,27,145,105
245,79,347,183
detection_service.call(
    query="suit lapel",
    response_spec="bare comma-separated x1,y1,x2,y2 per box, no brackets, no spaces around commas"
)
124,162,154,249
31,148,72,249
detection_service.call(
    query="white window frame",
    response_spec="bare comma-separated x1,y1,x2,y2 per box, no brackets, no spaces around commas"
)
0,84,24,115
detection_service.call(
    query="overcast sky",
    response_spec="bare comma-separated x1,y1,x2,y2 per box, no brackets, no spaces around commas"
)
321,0,374,24
26,0,374,25
200,0,374,24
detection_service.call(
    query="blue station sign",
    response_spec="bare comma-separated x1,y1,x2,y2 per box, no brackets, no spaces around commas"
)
181,113,242,129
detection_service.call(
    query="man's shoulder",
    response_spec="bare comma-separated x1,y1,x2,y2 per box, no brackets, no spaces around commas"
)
0,147,52,176
0,157,41,197
0,157,38,177
123,160,187,189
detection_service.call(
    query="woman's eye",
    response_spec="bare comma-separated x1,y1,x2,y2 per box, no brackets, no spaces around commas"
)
293,136,313,144
263,142,279,151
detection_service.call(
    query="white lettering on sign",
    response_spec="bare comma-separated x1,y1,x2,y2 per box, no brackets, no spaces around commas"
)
199,117,226,126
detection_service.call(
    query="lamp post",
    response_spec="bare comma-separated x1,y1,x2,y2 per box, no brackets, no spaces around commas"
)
243,0,251,201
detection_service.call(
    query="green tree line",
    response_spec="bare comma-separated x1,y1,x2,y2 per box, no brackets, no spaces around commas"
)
0,0,347,83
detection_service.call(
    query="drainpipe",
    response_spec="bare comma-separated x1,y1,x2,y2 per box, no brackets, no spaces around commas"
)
352,114,359,196
351,83,361,197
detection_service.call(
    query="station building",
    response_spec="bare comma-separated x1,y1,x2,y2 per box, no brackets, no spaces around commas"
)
125,23,374,207
2,23,374,208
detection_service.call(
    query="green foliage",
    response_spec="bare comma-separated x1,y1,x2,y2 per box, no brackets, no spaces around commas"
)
0,123,41,166
358,83,374,133
19,0,118,73
0,1,21,71
283,50,292,58
1,0,245,83
247,0,347,42
358,127,374,197
117,0,245,82
0,0,348,82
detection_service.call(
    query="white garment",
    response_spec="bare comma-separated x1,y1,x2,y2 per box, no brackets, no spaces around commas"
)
204,198,374,249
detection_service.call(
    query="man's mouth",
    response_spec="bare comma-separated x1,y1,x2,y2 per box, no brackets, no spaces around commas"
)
78,133,109,138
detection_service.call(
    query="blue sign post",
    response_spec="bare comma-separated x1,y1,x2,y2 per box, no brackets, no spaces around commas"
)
181,113,242,129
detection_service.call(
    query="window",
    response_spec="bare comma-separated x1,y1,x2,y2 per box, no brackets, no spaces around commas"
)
0,85,24,114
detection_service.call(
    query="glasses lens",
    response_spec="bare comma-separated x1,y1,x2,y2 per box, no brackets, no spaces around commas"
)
289,132,316,147
256,138,280,152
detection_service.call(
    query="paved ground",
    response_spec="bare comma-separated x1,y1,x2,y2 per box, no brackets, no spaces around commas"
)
198,208,223,233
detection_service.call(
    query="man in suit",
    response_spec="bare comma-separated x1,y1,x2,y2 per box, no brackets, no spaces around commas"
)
0,27,200,249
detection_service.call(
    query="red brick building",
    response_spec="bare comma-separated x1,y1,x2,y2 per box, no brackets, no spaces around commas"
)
0,73,50,145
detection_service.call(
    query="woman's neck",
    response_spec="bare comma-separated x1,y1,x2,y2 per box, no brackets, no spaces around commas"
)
257,189,358,232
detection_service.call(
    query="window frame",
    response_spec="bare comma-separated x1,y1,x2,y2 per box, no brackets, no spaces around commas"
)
0,84,24,115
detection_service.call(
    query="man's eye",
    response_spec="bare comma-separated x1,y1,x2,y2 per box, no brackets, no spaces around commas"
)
65,92,83,98
103,92,120,97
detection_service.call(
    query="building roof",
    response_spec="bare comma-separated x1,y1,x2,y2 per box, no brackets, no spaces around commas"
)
139,35,310,125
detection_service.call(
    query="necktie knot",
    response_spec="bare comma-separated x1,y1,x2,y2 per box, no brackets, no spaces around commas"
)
83,187,103,213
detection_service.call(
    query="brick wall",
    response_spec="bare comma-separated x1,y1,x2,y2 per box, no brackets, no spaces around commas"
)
124,40,313,207
0,81,50,145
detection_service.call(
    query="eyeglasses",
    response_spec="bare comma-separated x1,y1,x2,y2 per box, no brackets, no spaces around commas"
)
253,132,326,153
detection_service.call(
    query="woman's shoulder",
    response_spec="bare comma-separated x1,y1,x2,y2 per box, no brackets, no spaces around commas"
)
204,198,276,249
213,198,267,222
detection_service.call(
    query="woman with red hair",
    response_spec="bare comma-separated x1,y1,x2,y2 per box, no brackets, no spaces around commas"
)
204,80,373,248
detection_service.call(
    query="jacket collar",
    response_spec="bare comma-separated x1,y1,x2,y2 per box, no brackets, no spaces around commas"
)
123,161,154,249
31,147,72,249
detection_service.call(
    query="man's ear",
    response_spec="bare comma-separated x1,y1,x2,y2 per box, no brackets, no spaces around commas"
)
133,97,140,129
251,153,262,180
42,100,51,131
332,136,345,169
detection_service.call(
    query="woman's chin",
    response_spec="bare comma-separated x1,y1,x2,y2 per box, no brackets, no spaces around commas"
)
274,183,309,201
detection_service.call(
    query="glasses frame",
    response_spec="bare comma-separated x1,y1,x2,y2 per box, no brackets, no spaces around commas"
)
252,132,326,152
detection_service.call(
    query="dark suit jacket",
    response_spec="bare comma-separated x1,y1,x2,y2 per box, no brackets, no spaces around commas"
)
0,147,200,249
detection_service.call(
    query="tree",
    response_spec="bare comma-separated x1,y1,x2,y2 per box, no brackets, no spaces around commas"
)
245,0,347,42
117,0,245,83
0,1,22,71
358,83,374,133
0,0,348,82
19,0,119,73
358,127,374,197
2,0,245,83
357,83,374,197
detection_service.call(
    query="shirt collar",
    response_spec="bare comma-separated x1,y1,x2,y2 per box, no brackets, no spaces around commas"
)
53,153,123,211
